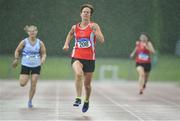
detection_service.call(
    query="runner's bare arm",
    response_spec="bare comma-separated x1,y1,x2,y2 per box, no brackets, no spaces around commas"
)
92,23,104,43
130,47,136,58
147,42,155,54
63,25,75,51
40,41,47,64
12,40,24,68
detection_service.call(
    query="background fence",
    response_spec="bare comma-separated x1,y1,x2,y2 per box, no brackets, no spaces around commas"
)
0,0,180,56
0,0,179,80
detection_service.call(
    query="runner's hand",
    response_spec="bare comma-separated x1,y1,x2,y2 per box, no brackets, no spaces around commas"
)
130,53,134,59
41,57,46,65
63,44,69,51
12,59,18,68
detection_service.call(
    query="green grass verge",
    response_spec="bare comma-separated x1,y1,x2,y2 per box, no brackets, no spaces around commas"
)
0,55,179,81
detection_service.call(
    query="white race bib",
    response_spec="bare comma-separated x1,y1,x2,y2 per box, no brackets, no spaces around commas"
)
138,53,149,61
26,55,39,63
77,38,91,48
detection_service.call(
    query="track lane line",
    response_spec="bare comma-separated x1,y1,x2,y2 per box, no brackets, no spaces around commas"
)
96,89,148,121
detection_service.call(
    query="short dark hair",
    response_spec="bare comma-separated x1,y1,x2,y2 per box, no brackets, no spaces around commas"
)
80,4,94,15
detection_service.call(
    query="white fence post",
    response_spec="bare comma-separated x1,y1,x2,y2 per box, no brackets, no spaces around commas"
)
99,65,119,81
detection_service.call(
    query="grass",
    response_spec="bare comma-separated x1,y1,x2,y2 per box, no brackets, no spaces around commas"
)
0,55,179,81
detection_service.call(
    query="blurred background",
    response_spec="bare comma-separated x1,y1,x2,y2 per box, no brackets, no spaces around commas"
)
0,0,179,81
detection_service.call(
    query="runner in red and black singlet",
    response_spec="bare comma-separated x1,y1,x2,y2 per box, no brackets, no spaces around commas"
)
72,22,96,60
63,4,104,113
130,33,155,95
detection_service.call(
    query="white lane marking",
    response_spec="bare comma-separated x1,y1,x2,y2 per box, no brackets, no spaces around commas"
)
96,90,146,121
154,96,180,107
150,90,180,107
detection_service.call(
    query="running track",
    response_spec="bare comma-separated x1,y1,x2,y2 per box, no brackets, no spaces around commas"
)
1,80,180,121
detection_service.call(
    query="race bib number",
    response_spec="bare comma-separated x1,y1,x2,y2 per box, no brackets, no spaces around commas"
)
29,55,36,61
138,53,149,61
77,38,91,48
26,55,39,63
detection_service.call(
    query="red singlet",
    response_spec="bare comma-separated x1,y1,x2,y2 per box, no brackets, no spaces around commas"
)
135,41,151,63
71,22,96,60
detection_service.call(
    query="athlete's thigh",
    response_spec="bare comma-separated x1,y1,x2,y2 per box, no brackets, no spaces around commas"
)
72,60,83,75
145,72,149,79
136,66,145,75
19,74,29,85
19,65,30,85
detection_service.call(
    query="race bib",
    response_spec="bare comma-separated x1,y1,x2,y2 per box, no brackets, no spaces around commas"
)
29,55,36,61
26,55,39,63
77,38,91,48
138,53,149,60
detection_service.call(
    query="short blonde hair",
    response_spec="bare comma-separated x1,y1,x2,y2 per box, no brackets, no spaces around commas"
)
140,32,151,41
24,25,38,33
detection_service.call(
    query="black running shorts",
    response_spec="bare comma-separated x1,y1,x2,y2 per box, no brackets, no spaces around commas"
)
136,63,151,72
21,65,41,75
71,58,95,72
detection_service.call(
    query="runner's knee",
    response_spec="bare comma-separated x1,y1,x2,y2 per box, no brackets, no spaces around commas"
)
75,71,83,78
84,83,91,90
20,80,27,87
140,72,145,77
31,79,37,87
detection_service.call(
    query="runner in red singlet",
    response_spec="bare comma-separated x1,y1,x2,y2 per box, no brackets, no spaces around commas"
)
63,4,104,112
130,33,155,95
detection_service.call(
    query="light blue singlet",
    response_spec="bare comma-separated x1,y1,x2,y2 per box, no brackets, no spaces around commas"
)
21,38,41,67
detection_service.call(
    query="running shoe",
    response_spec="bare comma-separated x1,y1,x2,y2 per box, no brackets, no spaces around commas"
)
82,101,89,113
139,88,143,95
143,84,146,89
28,100,33,108
73,98,81,107
139,91,143,95
143,80,148,89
